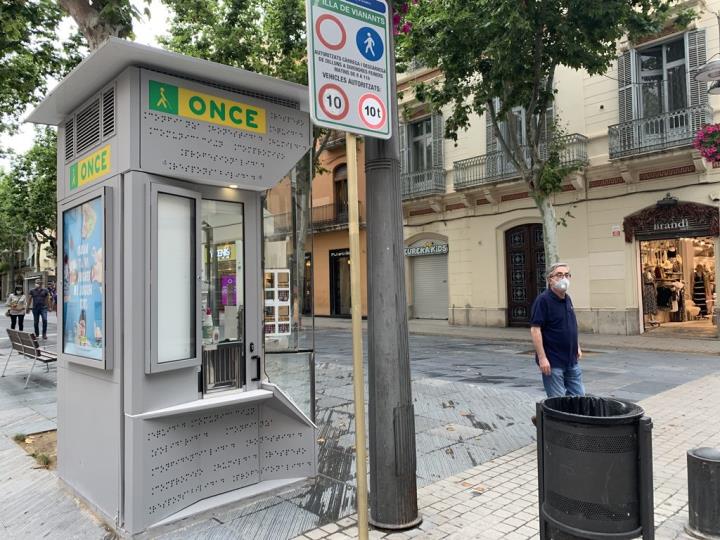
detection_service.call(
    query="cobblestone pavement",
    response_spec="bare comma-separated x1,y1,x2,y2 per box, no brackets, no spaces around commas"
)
295,372,720,540
0,323,718,538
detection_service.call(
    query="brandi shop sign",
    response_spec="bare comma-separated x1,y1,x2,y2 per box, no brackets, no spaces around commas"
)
404,241,449,257
623,194,719,241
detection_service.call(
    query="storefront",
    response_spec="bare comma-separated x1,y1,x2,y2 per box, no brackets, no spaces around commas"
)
405,236,449,320
624,194,719,337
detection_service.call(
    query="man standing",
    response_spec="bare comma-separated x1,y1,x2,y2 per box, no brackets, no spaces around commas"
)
27,279,50,340
530,262,585,397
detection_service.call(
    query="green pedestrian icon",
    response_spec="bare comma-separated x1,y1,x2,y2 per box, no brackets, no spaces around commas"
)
149,80,179,115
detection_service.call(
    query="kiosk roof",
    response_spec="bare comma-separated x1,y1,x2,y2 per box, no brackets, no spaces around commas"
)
26,38,310,126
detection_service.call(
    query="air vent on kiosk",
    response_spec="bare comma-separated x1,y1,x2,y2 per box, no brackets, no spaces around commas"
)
102,86,115,138
75,99,100,155
65,117,75,161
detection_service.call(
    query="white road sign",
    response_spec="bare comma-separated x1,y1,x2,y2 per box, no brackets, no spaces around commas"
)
307,0,392,139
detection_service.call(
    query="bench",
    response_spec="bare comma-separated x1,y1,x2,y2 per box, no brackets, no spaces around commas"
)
2,329,57,388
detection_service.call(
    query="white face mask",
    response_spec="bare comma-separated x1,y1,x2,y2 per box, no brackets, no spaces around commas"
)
553,277,570,292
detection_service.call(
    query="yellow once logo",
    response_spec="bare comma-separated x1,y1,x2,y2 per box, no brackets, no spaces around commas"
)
178,88,267,134
69,144,111,190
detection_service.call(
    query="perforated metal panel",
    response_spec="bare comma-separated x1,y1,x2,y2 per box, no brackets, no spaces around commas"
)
259,403,315,481
143,404,260,520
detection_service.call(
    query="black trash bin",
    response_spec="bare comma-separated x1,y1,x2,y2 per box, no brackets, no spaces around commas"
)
536,396,654,540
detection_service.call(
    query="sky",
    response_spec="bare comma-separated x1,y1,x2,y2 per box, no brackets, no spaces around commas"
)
0,0,171,169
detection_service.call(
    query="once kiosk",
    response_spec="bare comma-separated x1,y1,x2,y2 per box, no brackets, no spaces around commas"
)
27,39,316,535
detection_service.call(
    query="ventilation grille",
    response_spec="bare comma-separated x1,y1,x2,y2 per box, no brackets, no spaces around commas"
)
75,99,101,155
65,118,75,161
102,87,115,138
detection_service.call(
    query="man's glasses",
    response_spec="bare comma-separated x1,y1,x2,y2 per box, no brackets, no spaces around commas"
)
552,272,572,279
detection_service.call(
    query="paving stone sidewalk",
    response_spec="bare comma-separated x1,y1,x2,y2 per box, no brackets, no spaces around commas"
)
295,372,720,540
314,317,720,355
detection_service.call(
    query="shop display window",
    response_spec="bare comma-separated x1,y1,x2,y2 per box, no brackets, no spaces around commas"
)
639,236,716,333
264,269,291,336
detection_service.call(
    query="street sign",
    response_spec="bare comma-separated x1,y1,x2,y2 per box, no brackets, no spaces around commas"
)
307,0,392,139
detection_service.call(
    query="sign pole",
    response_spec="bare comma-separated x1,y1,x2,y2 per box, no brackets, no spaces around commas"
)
346,131,369,540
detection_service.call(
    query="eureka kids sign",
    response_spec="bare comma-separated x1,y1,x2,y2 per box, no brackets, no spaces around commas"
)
148,80,267,134
69,145,111,190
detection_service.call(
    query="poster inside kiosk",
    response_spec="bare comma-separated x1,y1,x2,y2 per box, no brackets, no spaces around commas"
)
63,196,104,360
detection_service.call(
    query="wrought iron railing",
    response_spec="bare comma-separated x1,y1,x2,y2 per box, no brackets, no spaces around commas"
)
608,105,711,159
453,133,589,189
263,202,365,235
312,202,364,229
401,167,446,200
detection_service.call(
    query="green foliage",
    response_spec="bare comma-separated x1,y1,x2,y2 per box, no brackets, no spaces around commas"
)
0,0,81,139
33,452,51,467
12,433,26,443
0,128,57,258
400,0,678,142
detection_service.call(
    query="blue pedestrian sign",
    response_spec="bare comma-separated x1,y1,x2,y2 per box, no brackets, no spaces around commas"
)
357,27,383,62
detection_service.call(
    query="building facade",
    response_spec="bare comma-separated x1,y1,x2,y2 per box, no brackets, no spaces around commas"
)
399,4,720,338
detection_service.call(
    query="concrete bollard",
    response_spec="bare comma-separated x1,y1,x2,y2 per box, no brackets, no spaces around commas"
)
686,447,720,539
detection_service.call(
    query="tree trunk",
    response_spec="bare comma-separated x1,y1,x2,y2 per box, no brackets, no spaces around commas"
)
291,154,312,348
58,0,124,50
537,194,560,266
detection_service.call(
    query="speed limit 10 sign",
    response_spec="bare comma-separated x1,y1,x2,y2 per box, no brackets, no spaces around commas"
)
306,0,392,139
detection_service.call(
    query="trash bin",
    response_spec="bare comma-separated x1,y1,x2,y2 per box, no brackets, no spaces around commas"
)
686,447,720,538
536,396,654,540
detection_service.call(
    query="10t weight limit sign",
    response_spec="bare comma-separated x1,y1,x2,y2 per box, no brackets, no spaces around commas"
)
307,0,392,139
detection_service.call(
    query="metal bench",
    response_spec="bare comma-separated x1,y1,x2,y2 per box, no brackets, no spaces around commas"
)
2,329,57,388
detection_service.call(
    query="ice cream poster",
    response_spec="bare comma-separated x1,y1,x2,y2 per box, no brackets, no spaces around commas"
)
63,197,104,360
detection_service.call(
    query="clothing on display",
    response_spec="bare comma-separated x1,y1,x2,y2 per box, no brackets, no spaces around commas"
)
639,237,716,332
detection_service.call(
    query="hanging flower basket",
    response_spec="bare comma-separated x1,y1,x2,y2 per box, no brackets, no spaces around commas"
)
693,123,720,162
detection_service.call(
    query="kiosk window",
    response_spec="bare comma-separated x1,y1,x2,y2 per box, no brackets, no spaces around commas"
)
201,200,245,392
157,193,196,363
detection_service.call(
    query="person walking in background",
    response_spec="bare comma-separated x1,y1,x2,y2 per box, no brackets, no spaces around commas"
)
27,279,50,340
530,262,585,398
7,285,27,331
47,281,57,312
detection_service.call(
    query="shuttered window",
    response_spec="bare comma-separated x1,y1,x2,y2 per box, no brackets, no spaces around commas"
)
616,29,706,124
400,112,444,174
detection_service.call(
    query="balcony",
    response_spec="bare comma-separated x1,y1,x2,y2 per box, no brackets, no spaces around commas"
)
453,133,589,190
401,167,446,200
312,202,364,231
264,202,365,236
608,105,711,159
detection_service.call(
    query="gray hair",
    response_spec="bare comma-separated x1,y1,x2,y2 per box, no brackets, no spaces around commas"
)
546,262,570,282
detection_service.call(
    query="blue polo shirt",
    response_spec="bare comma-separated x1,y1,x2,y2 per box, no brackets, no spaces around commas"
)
530,289,579,369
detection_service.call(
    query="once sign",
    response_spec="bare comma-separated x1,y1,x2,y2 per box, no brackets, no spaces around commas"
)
307,0,392,139
68,144,111,190
140,70,311,191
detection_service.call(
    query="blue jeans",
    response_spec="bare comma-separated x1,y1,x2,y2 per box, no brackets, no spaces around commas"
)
542,364,585,397
33,307,48,338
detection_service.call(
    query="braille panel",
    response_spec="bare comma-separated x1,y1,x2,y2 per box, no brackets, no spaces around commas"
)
143,404,260,520
139,70,311,191
259,404,315,481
